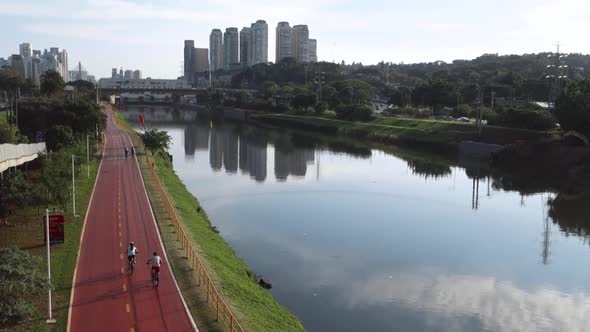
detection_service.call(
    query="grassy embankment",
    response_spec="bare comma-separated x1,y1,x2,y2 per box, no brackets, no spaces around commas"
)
0,148,100,332
114,111,304,332
254,113,559,146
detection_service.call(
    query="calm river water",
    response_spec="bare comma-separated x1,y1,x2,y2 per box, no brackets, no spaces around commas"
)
125,106,590,332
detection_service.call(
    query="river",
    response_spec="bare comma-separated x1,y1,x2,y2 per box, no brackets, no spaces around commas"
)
124,106,590,332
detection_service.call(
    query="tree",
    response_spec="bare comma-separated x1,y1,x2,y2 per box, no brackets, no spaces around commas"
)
0,248,48,327
139,128,172,154
40,70,65,96
453,104,472,118
555,79,590,136
335,104,374,122
0,67,25,92
291,94,316,111
42,149,74,211
46,125,75,150
0,170,32,225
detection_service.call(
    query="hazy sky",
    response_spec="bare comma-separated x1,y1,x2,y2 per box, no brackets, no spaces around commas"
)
0,0,589,79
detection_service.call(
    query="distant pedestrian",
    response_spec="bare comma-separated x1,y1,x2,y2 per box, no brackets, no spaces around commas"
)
131,146,135,156
124,146,129,157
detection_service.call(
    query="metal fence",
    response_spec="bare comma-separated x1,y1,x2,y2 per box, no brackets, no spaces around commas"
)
115,113,246,332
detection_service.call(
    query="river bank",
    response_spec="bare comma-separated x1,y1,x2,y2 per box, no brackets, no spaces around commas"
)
250,113,558,148
114,111,304,331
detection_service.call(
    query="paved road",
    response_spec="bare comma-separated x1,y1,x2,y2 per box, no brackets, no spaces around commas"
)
68,107,196,332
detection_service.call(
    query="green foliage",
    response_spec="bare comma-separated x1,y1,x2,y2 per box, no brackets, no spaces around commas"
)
261,81,279,99
330,80,375,106
139,128,172,154
555,79,590,136
42,149,74,210
453,104,472,118
492,107,555,130
335,104,374,122
40,70,65,96
0,248,48,327
291,93,316,110
0,67,25,91
46,125,75,150
67,80,96,102
0,170,33,223
17,98,105,143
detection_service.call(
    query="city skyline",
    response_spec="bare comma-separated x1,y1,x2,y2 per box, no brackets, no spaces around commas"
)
0,0,588,79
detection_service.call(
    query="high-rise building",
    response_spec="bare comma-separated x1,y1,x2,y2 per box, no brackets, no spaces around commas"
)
58,49,69,82
223,28,239,70
240,27,251,67
19,43,32,58
33,50,41,57
276,22,292,62
249,20,268,66
133,70,142,79
124,70,133,79
194,48,209,73
292,25,309,63
9,55,26,78
309,39,317,63
119,68,123,78
19,43,32,79
209,29,223,72
112,68,118,78
31,57,41,86
0,58,7,67
184,40,195,83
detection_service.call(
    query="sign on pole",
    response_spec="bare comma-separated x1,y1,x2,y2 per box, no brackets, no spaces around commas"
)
43,214,65,244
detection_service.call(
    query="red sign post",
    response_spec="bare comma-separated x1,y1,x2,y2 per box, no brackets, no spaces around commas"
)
43,214,65,244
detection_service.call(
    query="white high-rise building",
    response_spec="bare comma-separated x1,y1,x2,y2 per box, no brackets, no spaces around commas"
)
276,22,292,62
240,27,251,67
309,39,317,63
223,28,239,70
19,43,32,58
19,43,32,79
209,29,223,72
291,25,309,63
58,49,69,82
249,20,268,66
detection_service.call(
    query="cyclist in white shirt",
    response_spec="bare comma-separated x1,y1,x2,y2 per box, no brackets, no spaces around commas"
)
127,242,139,264
147,251,162,274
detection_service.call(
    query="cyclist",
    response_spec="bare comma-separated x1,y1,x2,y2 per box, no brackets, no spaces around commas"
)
146,251,162,285
127,242,139,270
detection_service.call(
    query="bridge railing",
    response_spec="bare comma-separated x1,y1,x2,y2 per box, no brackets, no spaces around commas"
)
114,111,246,332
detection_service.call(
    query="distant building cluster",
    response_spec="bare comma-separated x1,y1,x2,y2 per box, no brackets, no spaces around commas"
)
111,67,142,80
0,42,96,85
183,20,318,87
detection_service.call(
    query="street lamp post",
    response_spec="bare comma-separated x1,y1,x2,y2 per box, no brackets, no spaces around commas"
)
45,209,56,324
72,155,77,217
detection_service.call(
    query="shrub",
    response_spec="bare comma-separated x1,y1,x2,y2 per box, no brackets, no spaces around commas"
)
0,248,48,328
335,104,374,122
492,107,555,130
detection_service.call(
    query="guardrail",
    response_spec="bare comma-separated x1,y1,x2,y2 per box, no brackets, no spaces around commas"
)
115,111,246,332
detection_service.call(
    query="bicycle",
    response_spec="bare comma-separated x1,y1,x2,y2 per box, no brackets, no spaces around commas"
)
128,256,136,274
151,268,159,287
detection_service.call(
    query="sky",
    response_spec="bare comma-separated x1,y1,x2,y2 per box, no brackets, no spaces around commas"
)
0,0,589,79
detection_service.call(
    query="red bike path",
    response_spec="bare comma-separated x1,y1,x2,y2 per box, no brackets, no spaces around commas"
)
68,107,197,332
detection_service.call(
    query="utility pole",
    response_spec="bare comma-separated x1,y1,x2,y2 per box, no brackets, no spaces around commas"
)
86,135,90,178
72,155,77,217
546,42,568,110
45,209,56,324
315,69,326,105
